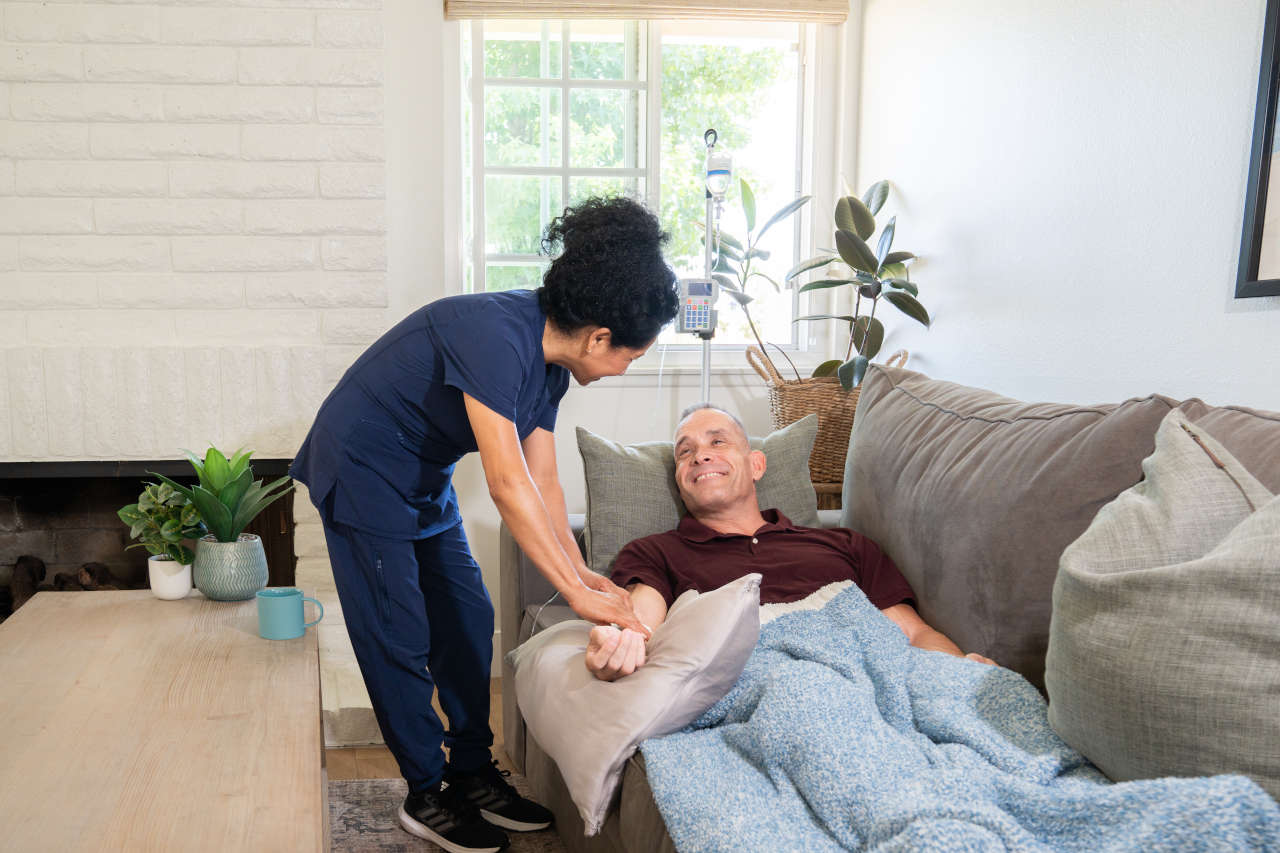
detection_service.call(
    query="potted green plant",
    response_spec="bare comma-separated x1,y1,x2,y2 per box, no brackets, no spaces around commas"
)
786,180,930,389
118,481,205,600
153,447,294,601
704,178,812,379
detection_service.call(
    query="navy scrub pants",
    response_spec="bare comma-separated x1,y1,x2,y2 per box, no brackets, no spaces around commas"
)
321,513,495,793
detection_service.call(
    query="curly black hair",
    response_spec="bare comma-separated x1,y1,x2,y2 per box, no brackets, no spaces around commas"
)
538,196,679,349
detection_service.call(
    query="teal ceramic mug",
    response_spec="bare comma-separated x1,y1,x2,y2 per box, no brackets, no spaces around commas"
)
256,587,324,640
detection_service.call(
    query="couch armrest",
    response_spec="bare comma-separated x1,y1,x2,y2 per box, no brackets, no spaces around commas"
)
499,514,585,772
817,509,841,529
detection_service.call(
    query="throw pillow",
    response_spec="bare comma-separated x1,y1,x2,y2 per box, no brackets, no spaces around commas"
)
508,573,762,835
841,363,1181,688
577,414,818,572
1046,410,1279,799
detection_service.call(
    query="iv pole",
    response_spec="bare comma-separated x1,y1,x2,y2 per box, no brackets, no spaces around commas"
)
700,128,731,403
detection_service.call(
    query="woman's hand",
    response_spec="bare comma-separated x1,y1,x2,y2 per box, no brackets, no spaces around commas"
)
578,568,628,598
565,585,650,638
585,625,647,681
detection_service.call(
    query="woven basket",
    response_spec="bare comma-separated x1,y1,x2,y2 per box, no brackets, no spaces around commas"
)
746,346,908,484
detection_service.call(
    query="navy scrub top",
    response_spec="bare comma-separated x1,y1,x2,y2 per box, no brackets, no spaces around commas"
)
291,289,571,540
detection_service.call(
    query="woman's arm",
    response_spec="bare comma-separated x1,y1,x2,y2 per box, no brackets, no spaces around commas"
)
464,393,646,634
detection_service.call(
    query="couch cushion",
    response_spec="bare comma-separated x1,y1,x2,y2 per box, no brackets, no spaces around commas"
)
840,364,1180,688
1175,399,1280,491
578,414,818,572
508,573,761,835
1046,411,1280,798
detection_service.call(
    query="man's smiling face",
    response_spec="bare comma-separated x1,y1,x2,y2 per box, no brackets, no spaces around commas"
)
672,407,766,516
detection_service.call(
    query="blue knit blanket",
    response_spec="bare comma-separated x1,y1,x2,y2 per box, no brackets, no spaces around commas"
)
640,586,1280,852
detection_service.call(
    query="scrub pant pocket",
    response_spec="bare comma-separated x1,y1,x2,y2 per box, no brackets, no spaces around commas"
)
320,517,495,792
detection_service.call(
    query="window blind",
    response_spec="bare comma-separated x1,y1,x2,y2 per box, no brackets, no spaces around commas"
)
443,1,847,24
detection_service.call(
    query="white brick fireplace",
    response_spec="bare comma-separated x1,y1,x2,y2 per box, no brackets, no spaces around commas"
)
1,0,391,746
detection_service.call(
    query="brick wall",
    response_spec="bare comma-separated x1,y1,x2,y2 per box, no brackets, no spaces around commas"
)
0,0,388,462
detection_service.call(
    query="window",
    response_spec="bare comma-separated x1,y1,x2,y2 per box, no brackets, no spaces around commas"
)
462,19,814,350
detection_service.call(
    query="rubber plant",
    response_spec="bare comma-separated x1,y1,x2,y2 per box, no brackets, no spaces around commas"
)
153,447,294,543
705,178,812,379
785,180,930,389
118,481,205,564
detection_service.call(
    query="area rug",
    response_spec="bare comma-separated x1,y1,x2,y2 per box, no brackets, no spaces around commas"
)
329,778,567,852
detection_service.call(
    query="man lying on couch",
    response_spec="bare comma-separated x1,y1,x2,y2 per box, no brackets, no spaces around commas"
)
585,403,995,681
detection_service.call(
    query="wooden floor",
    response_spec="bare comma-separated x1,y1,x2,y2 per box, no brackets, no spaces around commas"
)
326,678,509,781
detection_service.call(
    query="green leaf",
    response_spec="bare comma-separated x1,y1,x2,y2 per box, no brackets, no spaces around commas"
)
118,504,142,525
834,229,879,274
811,359,842,378
150,473,196,504
740,179,756,233
715,240,743,262
875,216,896,270
711,274,738,292
862,180,890,215
744,247,770,261
227,448,252,479
879,261,909,281
693,222,744,252
182,449,210,489
713,253,737,275
794,313,856,323
784,253,836,282
218,467,253,514
838,355,870,390
228,477,294,540
203,447,231,491
883,251,916,265
746,271,781,292
725,289,753,306
884,290,931,327
190,485,234,542
885,277,918,296
755,195,811,242
852,315,885,360
835,196,876,241
858,281,882,299
798,278,856,294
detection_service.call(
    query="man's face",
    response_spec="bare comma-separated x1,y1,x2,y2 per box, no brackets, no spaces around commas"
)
672,408,766,515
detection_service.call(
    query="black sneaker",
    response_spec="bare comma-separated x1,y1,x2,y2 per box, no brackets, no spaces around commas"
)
445,760,554,832
398,785,510,853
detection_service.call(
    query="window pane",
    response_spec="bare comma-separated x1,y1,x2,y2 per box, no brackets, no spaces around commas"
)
659,22,801,346
484,21,562,78
485,86,562,167
486,264,547,292
570,89,638,168
570,21,627,80
568,176,643,206
484,175,563,255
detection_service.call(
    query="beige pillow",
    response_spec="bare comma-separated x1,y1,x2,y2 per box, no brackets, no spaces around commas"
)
1046,411,1280,798
508,573,762,835
577,414,819,572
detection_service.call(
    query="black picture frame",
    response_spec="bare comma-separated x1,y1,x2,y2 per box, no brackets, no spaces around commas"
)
1237,0,1280,297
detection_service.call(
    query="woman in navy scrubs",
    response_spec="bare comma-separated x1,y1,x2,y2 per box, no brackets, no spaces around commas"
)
291,197,678,853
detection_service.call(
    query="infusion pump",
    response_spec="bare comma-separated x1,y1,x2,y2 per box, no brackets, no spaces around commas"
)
676,278,719,337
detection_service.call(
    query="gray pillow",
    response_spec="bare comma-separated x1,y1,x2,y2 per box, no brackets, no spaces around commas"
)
509,573,762,835
1046,411,1280,799
577,414,819,572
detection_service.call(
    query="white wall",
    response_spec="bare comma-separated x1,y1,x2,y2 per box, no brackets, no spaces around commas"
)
856,0,1279,409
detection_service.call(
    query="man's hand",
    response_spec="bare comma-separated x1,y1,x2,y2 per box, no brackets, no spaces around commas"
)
585,625,647,681
964,652,997,666
565,585,650,638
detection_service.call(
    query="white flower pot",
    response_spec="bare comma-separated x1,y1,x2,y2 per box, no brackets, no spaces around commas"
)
148,555,192,600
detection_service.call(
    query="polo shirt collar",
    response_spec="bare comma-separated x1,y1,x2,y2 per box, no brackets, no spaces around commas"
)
676,508,799,543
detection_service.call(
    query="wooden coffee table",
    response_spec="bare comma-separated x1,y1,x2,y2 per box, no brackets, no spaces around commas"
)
0,590,326,851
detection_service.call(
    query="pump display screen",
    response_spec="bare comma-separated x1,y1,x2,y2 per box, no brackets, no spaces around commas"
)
685,280,713,297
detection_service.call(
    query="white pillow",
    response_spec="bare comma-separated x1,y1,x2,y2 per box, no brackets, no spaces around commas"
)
509,573,762,835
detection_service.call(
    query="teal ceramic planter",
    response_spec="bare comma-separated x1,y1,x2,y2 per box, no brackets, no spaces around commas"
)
192,534,268,601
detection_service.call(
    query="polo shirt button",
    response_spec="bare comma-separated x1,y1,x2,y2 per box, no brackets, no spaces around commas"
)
751,537,758,544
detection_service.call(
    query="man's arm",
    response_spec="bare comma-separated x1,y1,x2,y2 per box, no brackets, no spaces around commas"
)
585,583,670,681
880,602,996,665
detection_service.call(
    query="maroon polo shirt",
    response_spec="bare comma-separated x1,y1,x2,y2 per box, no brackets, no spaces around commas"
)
611,509,916,610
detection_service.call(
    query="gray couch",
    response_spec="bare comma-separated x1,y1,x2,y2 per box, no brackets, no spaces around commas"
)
499,365,1280,852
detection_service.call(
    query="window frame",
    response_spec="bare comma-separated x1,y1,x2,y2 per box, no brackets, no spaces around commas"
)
458,18,844,372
